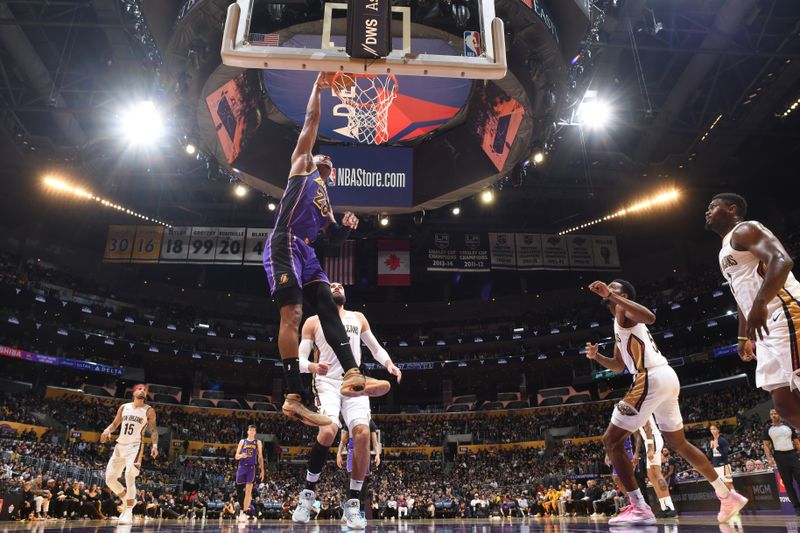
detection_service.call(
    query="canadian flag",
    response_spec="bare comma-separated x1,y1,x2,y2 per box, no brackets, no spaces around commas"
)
377,240,410,286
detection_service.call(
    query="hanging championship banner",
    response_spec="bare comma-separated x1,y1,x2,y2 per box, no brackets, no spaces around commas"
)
515,233,544,270
592,235,621,269
244,228,271,264
160,227,192,263
103,226,136,263
488,233,516,270
567,235,594,268
214,227,246,263
541,234,569,268
131,226,164,264
187,227,219,264
426,231,490,272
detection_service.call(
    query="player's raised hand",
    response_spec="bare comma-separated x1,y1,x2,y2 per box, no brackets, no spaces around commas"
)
342,211,359,230
317,72,335,88
588,281,610,298
387,362,402,383
585,342,599,360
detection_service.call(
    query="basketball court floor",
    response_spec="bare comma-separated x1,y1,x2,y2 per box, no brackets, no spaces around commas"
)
0,517,794,533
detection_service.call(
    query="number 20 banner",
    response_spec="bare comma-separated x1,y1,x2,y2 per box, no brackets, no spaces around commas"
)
103,225,272,265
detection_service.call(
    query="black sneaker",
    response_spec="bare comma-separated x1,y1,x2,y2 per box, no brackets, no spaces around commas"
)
661,508,678,518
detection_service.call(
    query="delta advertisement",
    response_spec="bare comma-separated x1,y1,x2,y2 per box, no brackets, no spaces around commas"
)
322,145,413,208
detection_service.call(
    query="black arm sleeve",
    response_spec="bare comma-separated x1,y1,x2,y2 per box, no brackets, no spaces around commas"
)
326,222,351,244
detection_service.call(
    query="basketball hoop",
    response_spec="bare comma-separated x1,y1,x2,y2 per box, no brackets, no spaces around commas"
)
332,72,398,145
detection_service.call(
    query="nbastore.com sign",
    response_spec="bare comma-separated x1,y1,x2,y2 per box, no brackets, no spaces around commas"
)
323,145,413,208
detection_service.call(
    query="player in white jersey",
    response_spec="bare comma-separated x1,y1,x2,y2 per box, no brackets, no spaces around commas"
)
635,415,676,517
291,282,401,529
101,383,158,524
705,192,800,427
586,279,747,524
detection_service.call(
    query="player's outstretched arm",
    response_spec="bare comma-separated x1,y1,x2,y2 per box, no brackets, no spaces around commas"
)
731,221,795,341
147,407,159,458
588,281,655,325
584,342,625,373
290,73,330,177
101,405,124,442
358,312,401,383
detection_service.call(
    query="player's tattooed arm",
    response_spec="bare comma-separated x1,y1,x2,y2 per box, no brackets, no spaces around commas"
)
359,312,401,382
101,405,124,442
731,221,795,341
147,407,159,458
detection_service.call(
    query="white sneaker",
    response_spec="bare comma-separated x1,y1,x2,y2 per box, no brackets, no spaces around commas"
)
237,511,248,523
118,508,133,525
342,499,366,530
292,489,316,523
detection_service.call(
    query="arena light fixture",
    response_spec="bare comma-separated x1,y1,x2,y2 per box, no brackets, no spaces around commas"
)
185,143,197,155
481,189,494,204
558,188,680,235
576,89,612,130
780,95,800,118
532,150,545,164
42,175,171,227
267,201,277,211
452,205,461,215
379,215,389,227
120,100,164,146
234,184,248,198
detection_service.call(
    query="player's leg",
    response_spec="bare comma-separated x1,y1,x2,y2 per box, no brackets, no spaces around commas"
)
770,387,800,428
653,379,747,522
104,449,127,504
341,397,371,529
265,231,330,426
293,380,340,523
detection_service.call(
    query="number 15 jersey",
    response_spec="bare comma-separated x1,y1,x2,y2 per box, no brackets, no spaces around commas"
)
117,403,150,445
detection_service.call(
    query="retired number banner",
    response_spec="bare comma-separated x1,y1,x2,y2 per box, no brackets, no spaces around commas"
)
425,231,490,272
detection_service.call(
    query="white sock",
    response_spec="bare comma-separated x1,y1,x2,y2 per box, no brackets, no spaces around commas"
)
658,497,667,511
306,471,320,484
664,496,674,510
710,477,731,498
349,479,364,493
628,489,645,506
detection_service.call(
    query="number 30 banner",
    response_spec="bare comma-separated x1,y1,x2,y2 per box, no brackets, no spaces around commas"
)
104,225,272,265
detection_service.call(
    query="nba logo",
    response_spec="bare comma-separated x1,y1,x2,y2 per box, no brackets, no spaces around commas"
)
464,31,481,57
327,167,337,186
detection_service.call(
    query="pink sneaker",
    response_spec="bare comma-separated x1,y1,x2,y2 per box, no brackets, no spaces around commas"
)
608,504,656,525
717,490,748,522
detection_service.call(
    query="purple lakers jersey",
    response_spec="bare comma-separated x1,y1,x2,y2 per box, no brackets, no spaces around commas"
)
274,169,330,242
239,439,258,466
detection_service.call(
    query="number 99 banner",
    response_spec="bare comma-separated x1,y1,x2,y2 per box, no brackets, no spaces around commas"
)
104,225,272,265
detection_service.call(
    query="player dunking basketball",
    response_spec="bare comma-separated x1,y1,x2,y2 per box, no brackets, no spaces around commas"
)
291,282,401,529
586,279,747,525
263,72,389,426
705,193,800,427
234,425,265,522
101,384,158,524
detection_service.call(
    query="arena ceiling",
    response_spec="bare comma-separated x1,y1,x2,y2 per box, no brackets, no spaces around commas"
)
0,0,799,237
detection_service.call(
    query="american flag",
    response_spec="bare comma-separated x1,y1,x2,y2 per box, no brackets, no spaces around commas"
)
324,240,355,286
249,33,279,47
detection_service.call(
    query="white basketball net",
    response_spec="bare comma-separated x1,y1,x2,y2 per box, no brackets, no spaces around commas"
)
332,73,399,145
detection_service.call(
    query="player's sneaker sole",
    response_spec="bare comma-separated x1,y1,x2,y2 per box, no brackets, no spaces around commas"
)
340,370,390,398
282,394,332,426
